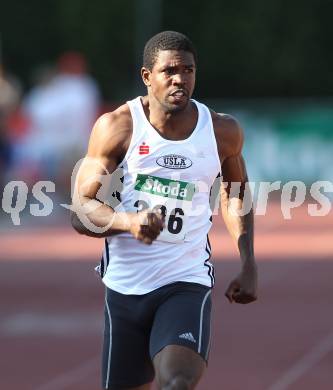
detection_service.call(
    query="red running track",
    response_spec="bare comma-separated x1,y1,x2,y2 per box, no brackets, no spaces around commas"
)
1,202,332,389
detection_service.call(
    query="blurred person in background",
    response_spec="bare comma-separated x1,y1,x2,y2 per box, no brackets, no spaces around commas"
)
0,64,21,114
0,64,21,191
14,52,100,195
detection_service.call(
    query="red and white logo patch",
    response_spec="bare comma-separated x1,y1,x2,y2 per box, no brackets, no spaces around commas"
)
139,142,150,155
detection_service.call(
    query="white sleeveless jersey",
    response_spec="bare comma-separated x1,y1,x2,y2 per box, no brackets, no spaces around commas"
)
101,97,221,294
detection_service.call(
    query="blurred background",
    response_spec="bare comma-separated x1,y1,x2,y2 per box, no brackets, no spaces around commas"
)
1,1,333,389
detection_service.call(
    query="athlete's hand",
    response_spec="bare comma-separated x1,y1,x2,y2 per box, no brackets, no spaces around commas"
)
225,263,258,304
129,210,165,245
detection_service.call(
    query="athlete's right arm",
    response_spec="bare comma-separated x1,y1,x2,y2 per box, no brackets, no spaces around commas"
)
70,107,164,244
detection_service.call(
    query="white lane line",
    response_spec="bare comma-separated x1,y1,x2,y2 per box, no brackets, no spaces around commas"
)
0,312,100,336
34,356,100,390
267,330,333,390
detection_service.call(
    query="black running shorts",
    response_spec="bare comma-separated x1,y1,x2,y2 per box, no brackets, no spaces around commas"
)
102,281,212,389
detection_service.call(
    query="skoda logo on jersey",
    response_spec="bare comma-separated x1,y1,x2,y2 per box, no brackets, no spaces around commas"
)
156,154,192,170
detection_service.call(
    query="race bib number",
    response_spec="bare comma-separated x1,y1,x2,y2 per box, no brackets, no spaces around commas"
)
133,174,196,243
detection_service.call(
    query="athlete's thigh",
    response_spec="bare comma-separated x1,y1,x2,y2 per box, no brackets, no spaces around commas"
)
150,282,212,361
102,286,154,389
153,344,205,388
150,282,212,386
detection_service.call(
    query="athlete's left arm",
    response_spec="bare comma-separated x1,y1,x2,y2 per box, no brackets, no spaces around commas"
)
212,112,258,304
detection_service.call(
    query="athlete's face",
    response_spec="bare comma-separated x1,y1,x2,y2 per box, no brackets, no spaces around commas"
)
142,50,196,113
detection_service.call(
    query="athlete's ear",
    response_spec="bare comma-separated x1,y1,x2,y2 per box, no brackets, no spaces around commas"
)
141,67,151,87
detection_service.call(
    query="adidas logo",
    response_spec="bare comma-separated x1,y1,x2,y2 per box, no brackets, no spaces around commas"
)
179,332,196,343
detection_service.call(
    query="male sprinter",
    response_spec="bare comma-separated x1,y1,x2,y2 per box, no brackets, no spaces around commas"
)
71,31,257,390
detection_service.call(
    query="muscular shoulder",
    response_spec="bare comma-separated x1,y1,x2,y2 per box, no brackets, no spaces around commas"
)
87,103,133,163
210,110,244,161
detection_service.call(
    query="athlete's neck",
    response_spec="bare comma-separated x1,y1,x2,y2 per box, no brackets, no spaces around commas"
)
141,95,198,141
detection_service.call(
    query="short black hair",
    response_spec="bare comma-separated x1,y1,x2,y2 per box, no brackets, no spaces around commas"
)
143,31,197,70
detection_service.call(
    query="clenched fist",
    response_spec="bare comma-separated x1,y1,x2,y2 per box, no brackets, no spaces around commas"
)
129,210,165,245
225,263,258,304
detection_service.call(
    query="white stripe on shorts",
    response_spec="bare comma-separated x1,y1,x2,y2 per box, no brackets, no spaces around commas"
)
105,291,112,388
198,289,211,354
205,316,212,361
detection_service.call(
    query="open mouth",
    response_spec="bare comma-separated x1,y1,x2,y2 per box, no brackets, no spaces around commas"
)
169,89,188,102
170,89,187,97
